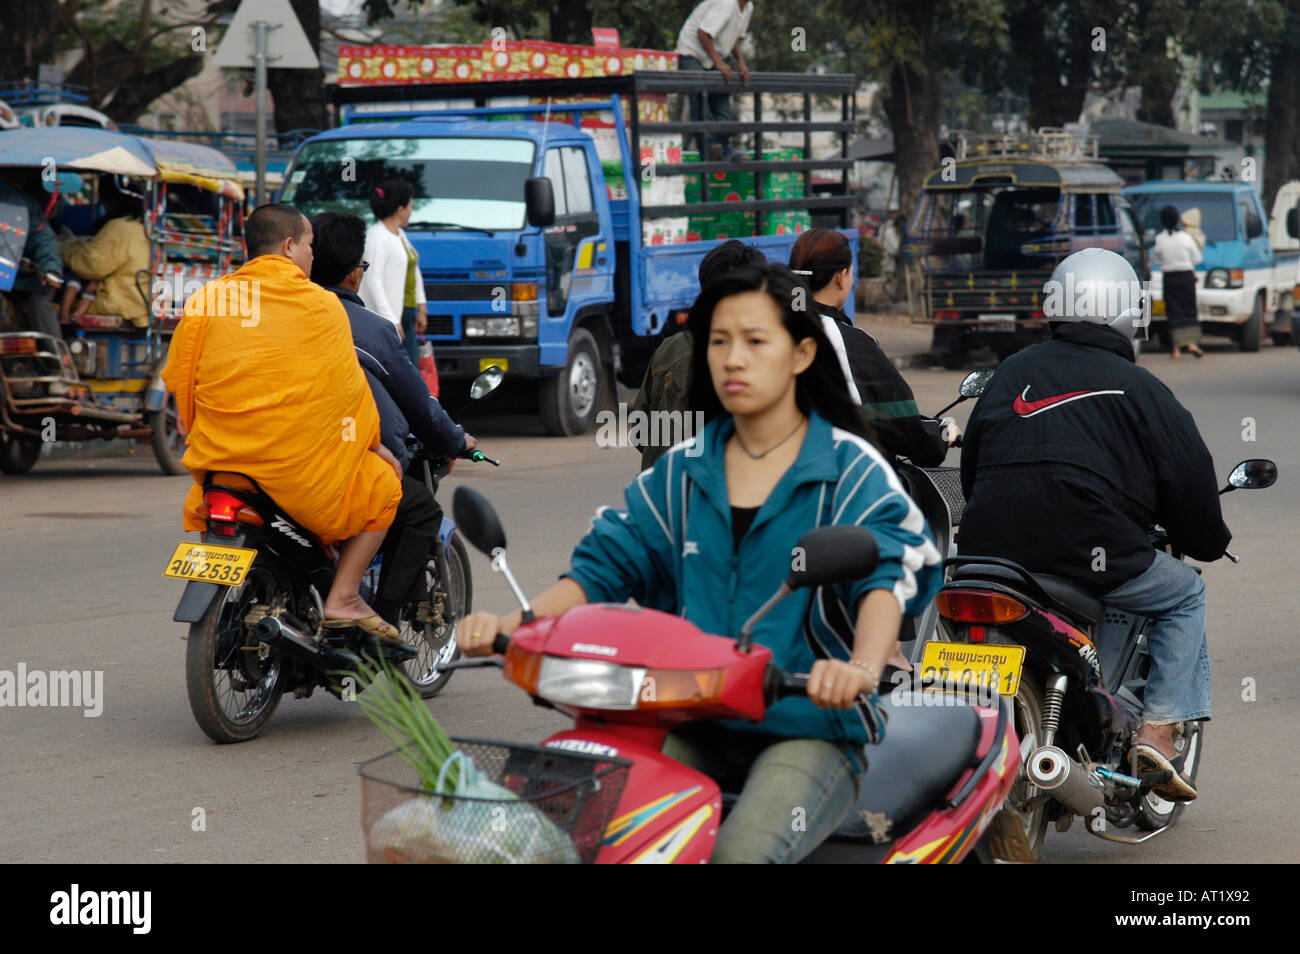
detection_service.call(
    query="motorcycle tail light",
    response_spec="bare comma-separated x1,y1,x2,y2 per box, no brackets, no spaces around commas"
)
937,589,1028,624
1,337,38,355
202,490,263,526
638,668,725,709
502,644,543,695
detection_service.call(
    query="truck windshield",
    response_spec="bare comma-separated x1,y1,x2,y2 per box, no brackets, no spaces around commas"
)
1128,193,1236,243
281,137,536,231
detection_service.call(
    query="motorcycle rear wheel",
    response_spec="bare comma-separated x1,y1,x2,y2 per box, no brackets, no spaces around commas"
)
398,532,471,699
1134,721,1203,830
1005,671,1050,859
185,563,285,743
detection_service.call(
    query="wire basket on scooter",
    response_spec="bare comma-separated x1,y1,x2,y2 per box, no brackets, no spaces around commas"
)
360,738,631,864
920,466,966,527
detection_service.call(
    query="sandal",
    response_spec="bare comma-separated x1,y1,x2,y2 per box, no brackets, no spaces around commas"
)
324,613,400,641
1133,743,1197,802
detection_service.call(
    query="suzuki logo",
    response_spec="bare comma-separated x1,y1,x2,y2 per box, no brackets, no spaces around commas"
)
271,516,311,548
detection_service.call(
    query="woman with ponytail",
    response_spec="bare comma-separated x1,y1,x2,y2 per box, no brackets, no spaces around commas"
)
789,228,956,465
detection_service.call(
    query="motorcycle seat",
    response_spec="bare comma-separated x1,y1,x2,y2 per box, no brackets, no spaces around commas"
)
951,562,1103,625
831,694,984,843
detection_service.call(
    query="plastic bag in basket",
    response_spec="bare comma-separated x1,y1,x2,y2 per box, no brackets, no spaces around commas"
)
372,752,580,864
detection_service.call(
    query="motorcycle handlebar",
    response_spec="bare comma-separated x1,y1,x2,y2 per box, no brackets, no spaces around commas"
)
492,633,510,655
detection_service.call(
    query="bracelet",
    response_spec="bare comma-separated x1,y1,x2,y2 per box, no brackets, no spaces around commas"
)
848,659,880,681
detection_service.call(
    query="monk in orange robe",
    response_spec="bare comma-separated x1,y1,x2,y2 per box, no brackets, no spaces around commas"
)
163,204,405,638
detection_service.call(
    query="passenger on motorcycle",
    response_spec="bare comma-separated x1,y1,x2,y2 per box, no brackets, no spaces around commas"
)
162,204,404,641
458,263,942,863
958,248,1231,802
308,210,475,626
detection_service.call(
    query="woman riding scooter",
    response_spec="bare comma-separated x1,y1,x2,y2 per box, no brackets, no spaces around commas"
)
458,264,942,863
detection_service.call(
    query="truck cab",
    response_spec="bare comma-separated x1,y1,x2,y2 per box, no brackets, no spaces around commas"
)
1123,180,1299,351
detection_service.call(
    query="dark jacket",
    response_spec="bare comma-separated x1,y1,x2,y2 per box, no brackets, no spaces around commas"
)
630,330,693,470
327,286,465,471
814,303,947,466
959,321,1230,594
0,184,61,293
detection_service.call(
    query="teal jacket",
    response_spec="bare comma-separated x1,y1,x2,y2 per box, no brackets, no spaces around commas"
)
565,411,943,744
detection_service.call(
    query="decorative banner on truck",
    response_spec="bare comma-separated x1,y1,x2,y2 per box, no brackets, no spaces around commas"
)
338,42,677,87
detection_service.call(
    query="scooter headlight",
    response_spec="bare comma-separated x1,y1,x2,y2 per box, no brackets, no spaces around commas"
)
536,658,646,709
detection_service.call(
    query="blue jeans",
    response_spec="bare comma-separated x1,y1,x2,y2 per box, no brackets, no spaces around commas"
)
678,55,733,154
662,725,863,863
400,306,420,367
1095,550,1211,724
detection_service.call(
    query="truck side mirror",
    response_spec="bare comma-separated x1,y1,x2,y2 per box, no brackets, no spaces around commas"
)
525,177,555,227
1246,209,1264,240
1288,207,1298,240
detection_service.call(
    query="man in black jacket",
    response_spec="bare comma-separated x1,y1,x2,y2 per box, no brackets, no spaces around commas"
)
959,248,1230,801
309,212,473,625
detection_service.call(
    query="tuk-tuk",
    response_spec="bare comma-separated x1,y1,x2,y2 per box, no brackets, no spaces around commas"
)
0,127,244,474
905,130,1148,367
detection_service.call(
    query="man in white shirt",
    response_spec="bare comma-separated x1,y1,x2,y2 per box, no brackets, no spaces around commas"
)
675,0,754,159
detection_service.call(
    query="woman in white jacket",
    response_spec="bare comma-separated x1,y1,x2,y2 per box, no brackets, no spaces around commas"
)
360,178,426,365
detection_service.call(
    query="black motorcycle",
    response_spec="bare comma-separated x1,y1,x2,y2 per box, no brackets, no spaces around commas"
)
928,458,1277,860
166,367,502,743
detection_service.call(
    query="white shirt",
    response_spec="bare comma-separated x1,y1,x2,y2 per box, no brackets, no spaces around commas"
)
675,0,755,65
359,221,426,327
1152,228,1202,273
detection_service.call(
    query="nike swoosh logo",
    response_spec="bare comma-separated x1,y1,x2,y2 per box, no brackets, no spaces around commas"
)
1012,385,1125,417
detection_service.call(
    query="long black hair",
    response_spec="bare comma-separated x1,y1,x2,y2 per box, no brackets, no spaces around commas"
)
687,263,878,446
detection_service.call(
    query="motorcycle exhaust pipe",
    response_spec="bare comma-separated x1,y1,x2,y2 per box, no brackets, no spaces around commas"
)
1025,745,1105,817
255,617,359,671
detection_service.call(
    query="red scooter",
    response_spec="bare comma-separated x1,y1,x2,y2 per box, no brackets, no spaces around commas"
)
442,487,1020,864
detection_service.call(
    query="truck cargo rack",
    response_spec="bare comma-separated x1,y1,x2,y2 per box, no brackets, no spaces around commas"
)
331,71,859,231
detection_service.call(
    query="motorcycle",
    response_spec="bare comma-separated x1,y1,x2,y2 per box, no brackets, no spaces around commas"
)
165,366,503,743
927,457,1277,861
426,486,1020,864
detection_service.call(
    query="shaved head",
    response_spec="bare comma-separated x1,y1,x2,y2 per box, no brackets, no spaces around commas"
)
245,203,309,258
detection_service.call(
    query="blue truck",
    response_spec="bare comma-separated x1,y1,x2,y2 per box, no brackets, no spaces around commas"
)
1123,179,1300,351
281,72,859,434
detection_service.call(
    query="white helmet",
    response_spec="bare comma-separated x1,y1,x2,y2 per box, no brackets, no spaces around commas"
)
1042,248,1147,340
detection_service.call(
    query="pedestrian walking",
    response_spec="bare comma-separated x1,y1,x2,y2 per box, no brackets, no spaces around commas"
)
1153,205,1204,360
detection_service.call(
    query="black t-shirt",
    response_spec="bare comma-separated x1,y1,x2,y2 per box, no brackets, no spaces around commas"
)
731,505,758,552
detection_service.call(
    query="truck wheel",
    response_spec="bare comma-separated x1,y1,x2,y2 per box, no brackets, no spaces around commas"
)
1238,294,1263,352
932,326,969,370
0,433,42,474
1270,308,1292,347
540,328,603,436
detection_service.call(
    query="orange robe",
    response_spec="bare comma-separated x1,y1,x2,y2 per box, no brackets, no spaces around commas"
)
162,255,400,541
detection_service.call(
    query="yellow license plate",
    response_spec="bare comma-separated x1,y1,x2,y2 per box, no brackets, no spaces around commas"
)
480,357,508,373
162,542,256,585
1151,299,1165,316
920,642,1026,696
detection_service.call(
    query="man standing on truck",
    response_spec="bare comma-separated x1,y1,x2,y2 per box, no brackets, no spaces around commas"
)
676,0,754,159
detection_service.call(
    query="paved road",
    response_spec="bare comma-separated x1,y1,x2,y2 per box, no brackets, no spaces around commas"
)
2,334,1296,863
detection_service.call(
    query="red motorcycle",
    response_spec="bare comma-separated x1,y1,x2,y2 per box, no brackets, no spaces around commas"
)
421,487,1020,864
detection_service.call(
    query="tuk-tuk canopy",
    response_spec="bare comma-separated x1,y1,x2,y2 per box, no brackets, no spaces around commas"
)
922,159,1124,193
142,138,245,200
0,127,244,200
0,126,155,177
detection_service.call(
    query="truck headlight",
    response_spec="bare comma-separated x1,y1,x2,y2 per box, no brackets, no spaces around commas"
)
1204,268,1243,289
465,316,522,337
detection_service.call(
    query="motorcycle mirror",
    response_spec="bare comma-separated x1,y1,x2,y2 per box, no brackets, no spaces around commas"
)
960,369,995,398
452,486,507,556
785,525,881,590
736,526,880,653
1223,458,1277,493
470,365,504,400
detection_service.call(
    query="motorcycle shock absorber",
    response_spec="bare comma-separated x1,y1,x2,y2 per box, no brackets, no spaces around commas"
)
1040,672,1068,748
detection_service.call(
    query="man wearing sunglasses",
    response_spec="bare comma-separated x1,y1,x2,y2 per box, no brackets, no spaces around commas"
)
309,211,474,625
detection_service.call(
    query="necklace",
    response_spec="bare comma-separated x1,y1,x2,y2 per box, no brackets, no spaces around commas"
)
734,418,806,459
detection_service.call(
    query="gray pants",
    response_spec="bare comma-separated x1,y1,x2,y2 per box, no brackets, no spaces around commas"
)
678,55,734,155
11,286,61,338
